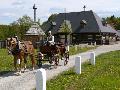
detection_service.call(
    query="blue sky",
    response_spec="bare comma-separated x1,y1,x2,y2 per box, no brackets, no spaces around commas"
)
0,0,120,25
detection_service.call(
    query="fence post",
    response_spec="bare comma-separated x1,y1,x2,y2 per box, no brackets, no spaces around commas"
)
90,52,95,65
36,68,46,90
94,42,96,46
75,56,81,74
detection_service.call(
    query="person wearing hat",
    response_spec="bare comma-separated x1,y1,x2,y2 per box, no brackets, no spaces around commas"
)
47,31,55,46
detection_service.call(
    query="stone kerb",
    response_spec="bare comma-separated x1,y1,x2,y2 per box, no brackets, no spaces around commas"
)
75,56,81,74
90,52,95,65
36,68,46,90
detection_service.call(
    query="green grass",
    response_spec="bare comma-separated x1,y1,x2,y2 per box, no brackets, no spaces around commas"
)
69,45,95,55
0,49,34,75
0,49,14,75
47,50,120,90
0,46,95,75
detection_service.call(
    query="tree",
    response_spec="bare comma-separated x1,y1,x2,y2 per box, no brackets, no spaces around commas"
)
41,14,57,32
106,15,116,27
11,15,33,26
105,15,120,30
59,20,72,33
48,14,57,22
10,15,33,39
37,18,41,26
0,25,12,40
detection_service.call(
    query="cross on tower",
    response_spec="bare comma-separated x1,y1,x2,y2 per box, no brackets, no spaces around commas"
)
83,5,86,11
33,4,37,22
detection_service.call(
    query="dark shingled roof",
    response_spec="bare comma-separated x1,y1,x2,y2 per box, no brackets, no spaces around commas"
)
25,23,45,36
46,10,117,34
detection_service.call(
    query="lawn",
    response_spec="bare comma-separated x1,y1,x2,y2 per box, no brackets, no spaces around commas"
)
0,45,95,75
0,49,14,75
69,45,95,55
47,50,120,90
0,49,33,75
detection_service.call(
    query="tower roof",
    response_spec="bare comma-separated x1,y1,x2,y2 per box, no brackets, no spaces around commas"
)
25,23,45,36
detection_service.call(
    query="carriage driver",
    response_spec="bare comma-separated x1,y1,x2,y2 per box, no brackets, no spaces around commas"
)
47,31,55,46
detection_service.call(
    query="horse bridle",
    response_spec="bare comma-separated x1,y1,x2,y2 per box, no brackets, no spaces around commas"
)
7,38,17,55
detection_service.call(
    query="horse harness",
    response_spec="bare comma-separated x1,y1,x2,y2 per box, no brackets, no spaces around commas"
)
10,41,29,55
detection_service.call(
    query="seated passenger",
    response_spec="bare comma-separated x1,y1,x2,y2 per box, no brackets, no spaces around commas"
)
47,31,55,46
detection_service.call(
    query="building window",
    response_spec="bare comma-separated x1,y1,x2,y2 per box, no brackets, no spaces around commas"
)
80,20,87,28
51,22,56,26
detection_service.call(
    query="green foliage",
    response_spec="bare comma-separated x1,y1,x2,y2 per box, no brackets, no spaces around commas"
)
48,14,57,22
105,15,120,30
36,18,41,26
0,25,9,40
59,20,72,33
41,21,49,32
47,50,120,90
11,15,33,26
10,15,33,39
0,25,19,40
0,15,33,40
0,49,14,75
41,14,57,32
69,45,95,55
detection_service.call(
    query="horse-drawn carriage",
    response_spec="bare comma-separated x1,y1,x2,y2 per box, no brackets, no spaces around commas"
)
36,41,69,68
6,35,69,73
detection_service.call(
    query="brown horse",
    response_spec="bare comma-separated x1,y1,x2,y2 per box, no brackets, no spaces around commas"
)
55,42,69,65
6,37,35,74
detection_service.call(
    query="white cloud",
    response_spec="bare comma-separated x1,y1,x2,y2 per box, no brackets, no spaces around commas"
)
11,0,25,8
1,13,17,17
12,0,24,5
1,0,120,24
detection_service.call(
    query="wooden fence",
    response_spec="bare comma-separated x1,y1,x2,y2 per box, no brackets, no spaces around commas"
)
0,41,6,49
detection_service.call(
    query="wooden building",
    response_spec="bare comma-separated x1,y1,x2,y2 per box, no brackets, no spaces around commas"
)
24,23,45,48
44,10,119,45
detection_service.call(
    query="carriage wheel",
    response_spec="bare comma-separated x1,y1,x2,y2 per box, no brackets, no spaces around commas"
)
64,52,69,66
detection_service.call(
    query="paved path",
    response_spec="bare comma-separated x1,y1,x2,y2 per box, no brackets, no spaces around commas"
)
0,42,120,90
